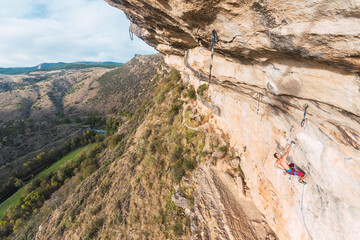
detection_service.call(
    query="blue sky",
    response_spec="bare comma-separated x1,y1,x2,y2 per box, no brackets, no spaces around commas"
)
0,0,157,67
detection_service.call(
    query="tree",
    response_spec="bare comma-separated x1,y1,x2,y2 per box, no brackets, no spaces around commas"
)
74,117,81,123
71,136,81,150
14,178,23,188
63,141,71,152
64,117,71,124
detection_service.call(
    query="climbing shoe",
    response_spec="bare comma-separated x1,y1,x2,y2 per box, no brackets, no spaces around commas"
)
300,180,307,185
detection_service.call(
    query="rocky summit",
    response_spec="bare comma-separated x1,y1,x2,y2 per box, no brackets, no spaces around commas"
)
105,1,360,240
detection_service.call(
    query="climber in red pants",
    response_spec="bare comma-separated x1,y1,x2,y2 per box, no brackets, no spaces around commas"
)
274,141,307,184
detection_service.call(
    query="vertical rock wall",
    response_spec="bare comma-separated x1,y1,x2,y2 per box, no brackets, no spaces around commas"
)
105,1,360,239
167,49,360,240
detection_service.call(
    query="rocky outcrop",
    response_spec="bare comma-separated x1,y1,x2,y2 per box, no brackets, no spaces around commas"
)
105,1,360,240
106,0,360,72
191,162,277,240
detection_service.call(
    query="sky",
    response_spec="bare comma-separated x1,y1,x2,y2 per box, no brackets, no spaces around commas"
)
0,0,157,67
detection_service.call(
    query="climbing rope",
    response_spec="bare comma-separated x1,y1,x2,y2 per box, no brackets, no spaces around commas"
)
300,184,313,240
301,104,309,127
256,93,262,114
208,30,216,85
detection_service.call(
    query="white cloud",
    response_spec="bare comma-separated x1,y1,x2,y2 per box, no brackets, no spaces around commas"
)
0,0,157,67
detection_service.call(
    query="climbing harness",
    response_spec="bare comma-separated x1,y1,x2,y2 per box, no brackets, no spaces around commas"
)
300,184,313,240
301,104,309,127
286,167,297,180
208,30,216,85
256,93,262,114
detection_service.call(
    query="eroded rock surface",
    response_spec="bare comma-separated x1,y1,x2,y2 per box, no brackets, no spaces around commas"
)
192,162,277,240
106,1,360,240
106,0,360,72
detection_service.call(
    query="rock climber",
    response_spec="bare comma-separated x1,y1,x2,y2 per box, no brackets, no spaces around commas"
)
274,141,307,184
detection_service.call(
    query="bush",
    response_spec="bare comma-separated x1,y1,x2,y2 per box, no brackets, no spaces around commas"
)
184,159,197,171
185,131,196,143
173,219,184,236
74,117,82,123
144,128,152,139
197,84,208,96
187,87,196,100
109,134,123,148
171,146,183,163
84,218,104,239
172,160,185,184
219,146,228,153
170,104,181,116
168,69,181,82
150,139,165,154
177,84,185,93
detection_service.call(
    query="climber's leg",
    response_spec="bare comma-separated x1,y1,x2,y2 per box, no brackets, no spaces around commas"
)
298,172,306,183
287,164,307,183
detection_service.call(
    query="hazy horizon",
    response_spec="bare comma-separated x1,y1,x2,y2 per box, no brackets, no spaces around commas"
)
0,59,139,68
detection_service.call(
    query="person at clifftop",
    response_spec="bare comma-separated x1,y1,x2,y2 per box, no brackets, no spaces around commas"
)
274,141,307,184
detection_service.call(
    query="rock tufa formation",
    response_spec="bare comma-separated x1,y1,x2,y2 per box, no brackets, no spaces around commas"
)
105,1,360,240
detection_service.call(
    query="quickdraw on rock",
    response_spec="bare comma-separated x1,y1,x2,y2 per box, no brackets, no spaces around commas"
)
208,30,216,85
256,93,262,114
129,16,134,41
129,26,134,41
301,104,309,127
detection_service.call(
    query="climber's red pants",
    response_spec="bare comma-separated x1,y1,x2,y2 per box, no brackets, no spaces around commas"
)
286,163,305,177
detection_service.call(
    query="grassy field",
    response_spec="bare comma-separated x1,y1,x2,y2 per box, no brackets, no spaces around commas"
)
0,144,95,219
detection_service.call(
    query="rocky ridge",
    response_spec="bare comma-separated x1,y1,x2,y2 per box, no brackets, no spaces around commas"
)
106,1,360,240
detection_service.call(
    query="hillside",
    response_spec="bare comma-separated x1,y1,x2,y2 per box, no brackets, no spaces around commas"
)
0,55,162,163
0,55,163,210
0,55,162,122
65,54,163,116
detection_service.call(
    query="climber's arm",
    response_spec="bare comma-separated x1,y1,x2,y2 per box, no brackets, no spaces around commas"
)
283,142,294,160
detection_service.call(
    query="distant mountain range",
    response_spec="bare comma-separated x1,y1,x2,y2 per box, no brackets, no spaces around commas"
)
0,61,123,75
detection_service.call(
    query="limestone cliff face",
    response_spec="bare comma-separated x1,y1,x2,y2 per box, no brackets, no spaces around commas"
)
106,1,360,240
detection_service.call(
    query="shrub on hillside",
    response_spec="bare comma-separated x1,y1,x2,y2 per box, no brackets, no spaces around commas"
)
219,146,228,153
173,218,184,236
108,134,124,148
196,84,208,96
170,104,181,115
184,158,197,171
168,69,181,82
84,218,104,239
150,139,165,154
171,146,183,163
171,160,185,184
187,87,196,100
